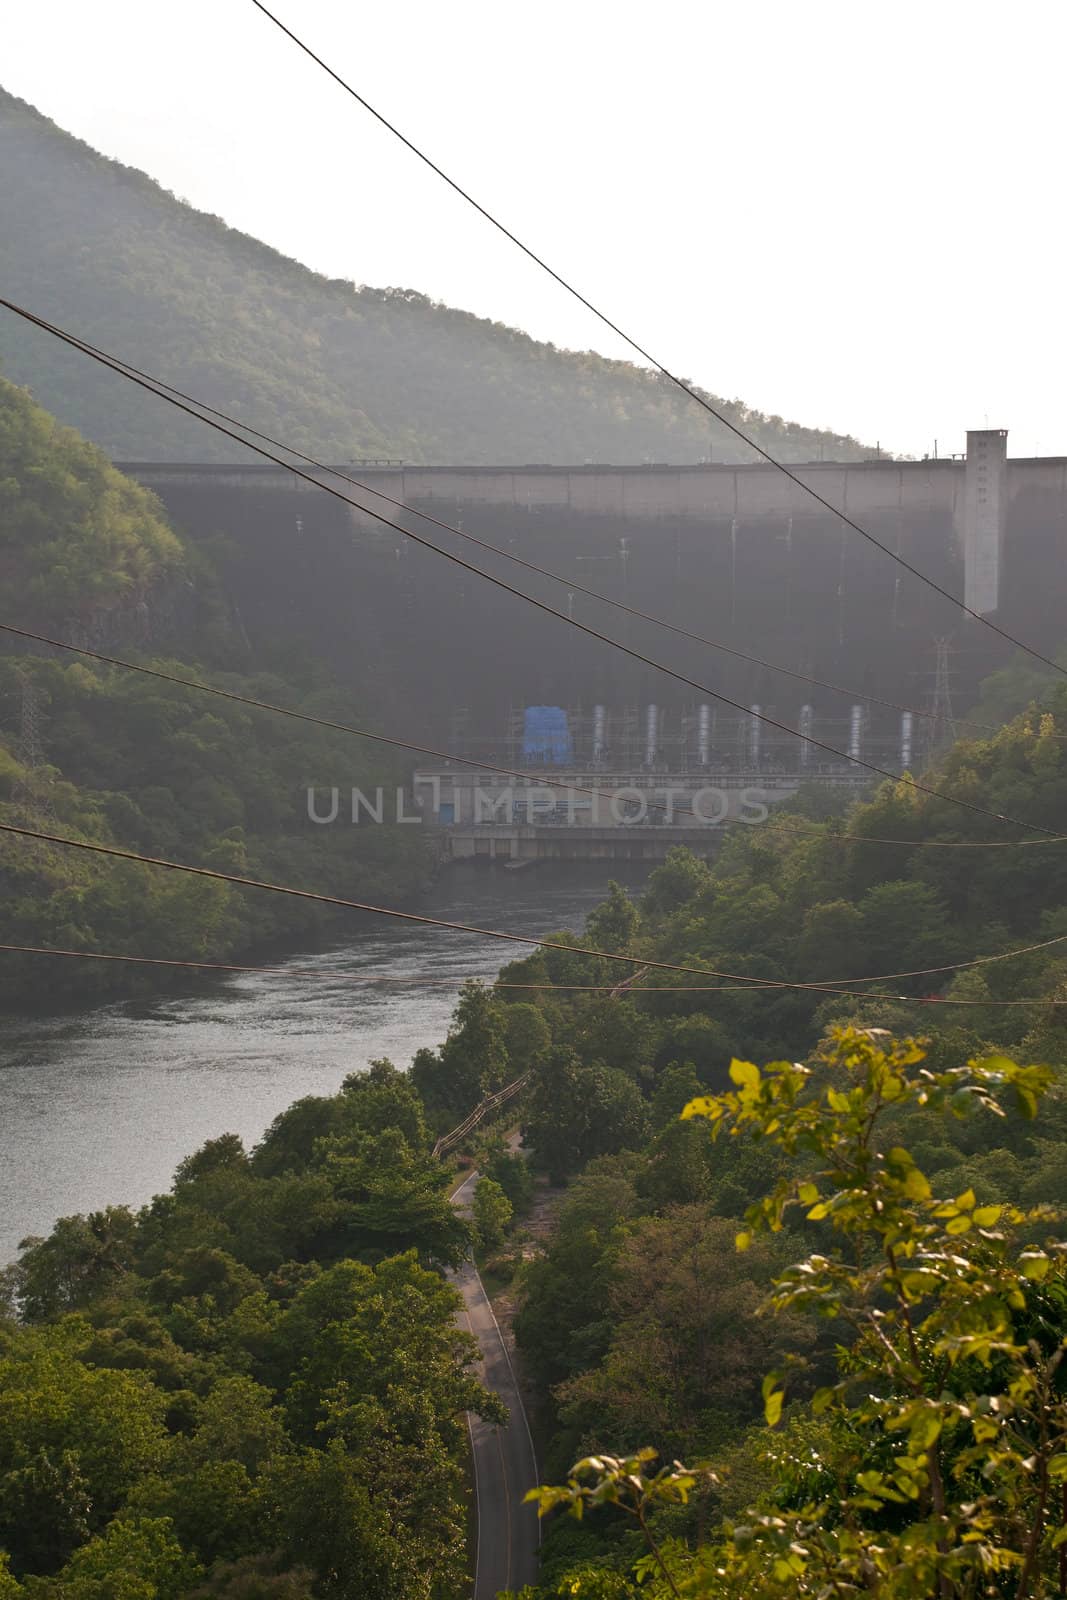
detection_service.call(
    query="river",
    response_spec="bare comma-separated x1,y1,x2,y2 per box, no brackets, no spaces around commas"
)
0,865,647,1266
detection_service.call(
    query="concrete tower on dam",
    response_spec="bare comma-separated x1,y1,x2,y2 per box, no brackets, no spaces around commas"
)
119,434,1066,753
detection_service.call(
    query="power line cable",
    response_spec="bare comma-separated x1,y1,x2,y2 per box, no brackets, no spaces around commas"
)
0,817,819,987
6,616,1063,851
49,326,1038,747
1,937,1064,1006
0,818,893,992
248,0,1067,683
823,929,1067,988
1,299,1056,840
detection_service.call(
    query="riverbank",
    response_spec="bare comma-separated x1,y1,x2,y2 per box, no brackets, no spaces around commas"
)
0,863,649,1264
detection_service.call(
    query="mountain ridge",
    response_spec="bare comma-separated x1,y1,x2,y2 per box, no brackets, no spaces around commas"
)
0,85,869,466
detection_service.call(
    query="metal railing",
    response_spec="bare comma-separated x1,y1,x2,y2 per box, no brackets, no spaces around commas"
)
432,1072,531,1160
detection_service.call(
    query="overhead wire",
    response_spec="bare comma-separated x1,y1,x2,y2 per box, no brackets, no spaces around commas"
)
34,324,1043,748
0,298,1057,841
1,935,1065,1007
820,929,1067,988
0,817,865,992
248,0,1067,683
5,615,1064,852
4,42,1063,1030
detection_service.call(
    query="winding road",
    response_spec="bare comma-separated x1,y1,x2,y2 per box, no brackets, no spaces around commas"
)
450,1171,541,1598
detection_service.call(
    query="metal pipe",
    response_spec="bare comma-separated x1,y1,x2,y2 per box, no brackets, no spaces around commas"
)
849,705,863,763
799,704,814,767
645,704,659,768
696,703,712,766
900,710,913,771
592,704,606,765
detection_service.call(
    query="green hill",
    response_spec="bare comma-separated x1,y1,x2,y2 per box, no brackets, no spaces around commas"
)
0,86,867,466
0,376,183,632
0,376,428,1006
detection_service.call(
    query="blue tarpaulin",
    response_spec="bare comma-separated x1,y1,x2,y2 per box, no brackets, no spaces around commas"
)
522,705,572,765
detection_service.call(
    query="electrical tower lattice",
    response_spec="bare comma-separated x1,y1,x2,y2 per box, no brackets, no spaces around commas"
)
13,670,57,826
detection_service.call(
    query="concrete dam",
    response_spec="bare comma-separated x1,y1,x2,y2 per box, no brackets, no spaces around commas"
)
121,434,1067,764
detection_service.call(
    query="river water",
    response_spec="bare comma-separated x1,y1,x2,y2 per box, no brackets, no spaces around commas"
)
0,866,647,1265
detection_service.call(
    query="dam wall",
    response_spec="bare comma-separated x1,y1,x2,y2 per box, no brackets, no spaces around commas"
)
119,447,1067,751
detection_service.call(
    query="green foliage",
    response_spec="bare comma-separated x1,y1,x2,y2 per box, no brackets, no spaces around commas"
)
472,1177,513,1251
0,372,432,1008
515,1163,642,1401
0,1062,500,1597
0,89,869,467
45,1515,203,1599
556,1211,813,1462
584,884,639,956
13,1208,138,1321
525,1050,650,1181
411,981,511,1125
0,376,182,623
0,648,430,1010
535,1031,1067,1597
480,1137,537,1218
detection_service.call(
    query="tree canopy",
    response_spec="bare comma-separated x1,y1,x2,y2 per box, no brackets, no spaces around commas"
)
0,1061,499,1599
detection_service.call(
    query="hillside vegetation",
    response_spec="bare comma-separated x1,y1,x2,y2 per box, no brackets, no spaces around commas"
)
9,697,1067,1593
0,87,867,466
0,377,183,630
0,376,429,1007
456,698,1067,1596
0,1063,493,1599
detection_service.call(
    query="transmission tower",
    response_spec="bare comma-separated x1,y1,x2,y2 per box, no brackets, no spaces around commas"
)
12,669,56,824
931,637,957,744
917,637,958,765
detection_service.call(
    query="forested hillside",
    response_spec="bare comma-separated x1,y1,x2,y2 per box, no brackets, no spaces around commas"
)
0,376,183,632
0,1062,495,1598
8,696,1067,1593
0,87,868,466
461,700,1067,1596
0,377,429,1007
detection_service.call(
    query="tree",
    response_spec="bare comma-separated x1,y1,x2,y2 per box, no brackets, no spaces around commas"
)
525,1051,650,1181
795,898,864,980
272,1254,502,1445
260,1444,444,1600
252,1097,342,1178
313,1129,471,1268
585,882,639,954
0,1446,90,1576
186,1553,317,1599
649,1063,703,1131
480,1137,535,1217
335,1060,429,1152
556,1210,811,1460
13,1207,138,1321
0,1332,170,1547
515,1165,641,1394
411,982,509,1122
533,1030,1067,1597
125,1460,258,1567
46,1515,201,1600
472,1177,512,1252
642,847,713,920
502,1004,551,1074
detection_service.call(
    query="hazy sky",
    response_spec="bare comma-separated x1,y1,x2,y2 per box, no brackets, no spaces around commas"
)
6,0,1065,457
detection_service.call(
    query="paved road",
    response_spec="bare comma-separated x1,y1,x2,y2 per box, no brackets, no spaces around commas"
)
450,1171,541,1599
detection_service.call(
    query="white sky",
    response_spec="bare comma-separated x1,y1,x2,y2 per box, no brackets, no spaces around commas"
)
5,0,1065,458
